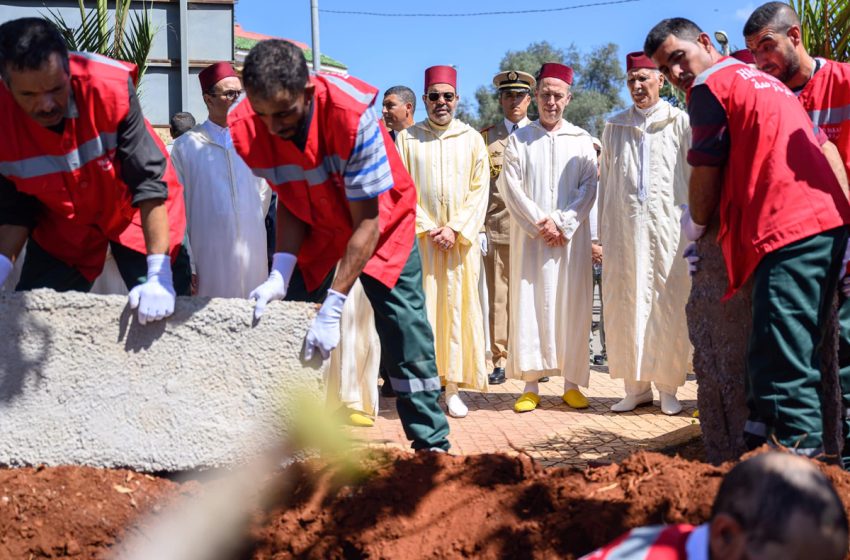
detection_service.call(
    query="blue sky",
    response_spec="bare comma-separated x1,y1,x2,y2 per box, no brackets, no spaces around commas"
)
236,1,762,119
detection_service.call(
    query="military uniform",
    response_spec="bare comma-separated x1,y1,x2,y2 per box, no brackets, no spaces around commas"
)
480,70,535,384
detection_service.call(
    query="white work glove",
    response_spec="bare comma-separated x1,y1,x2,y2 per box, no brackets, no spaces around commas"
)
302,289,347,362
128,254,176,325
683,242,700,277
0,254,12,288
479,232,489,256
680,204,707,242
250,252,297,320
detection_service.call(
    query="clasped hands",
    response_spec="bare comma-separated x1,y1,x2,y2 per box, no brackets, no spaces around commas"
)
429,226,456,251
537,217,566,247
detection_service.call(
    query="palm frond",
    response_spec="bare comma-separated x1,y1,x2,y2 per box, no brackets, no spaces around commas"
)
117,3,156,85
790,0,850,61
44,0,159,84
113,0,132,60
42,6,110,54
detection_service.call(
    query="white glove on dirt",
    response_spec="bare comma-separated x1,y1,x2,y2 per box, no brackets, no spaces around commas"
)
479,232,489,256
302,289,347,362
250,252,297,320
0,254,12,288
683,242,700,277
680,205,707,242
128,254,176,325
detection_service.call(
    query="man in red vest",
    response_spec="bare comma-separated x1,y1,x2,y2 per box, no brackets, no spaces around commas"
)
744,3,850,178
645,17,850,461
0,18,190,324
228,39,450,452
744,4,850,432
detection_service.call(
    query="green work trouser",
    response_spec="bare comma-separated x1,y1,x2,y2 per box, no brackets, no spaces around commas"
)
746,227,849,457
16,237,192,295
359,244,451,451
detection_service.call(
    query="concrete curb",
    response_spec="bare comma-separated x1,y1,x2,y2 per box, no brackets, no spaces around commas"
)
0,290,323,472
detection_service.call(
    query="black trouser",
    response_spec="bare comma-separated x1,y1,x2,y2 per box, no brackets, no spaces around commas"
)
16,237,191,295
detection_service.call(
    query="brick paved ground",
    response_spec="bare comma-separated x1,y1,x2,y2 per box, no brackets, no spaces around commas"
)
351,293,702,468
353,368,699,468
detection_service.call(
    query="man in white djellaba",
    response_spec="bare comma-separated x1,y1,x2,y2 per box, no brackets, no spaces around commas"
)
170,61,271,298
598,51,692,416
497,62,597,413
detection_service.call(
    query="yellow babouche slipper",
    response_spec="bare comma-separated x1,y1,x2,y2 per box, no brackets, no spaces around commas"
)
562,389,589,409
346,409,375,427
514,392,541,413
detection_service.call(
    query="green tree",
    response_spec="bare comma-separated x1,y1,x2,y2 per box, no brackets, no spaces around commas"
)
46,0,157,84
566,43,625,136
469,41,624,135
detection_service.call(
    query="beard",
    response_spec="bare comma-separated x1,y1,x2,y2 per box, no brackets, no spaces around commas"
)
777,44,801,84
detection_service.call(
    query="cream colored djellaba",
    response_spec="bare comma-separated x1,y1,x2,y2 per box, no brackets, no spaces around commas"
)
497,120,597,385
326,279,381,418
599,100,693,390
395,118,489,391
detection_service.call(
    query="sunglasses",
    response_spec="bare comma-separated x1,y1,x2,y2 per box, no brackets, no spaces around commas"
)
207,89,243,101
427,91,456,102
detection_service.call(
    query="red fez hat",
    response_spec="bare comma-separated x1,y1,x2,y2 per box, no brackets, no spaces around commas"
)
536,63,573,86
731,49,756,65
626,51,657,71
424,65,457,91
199,61,238,92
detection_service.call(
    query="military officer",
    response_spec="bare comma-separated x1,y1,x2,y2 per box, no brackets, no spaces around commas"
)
480,70,535,385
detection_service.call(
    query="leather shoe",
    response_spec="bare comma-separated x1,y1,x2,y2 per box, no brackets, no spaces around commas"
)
539,376,550,383
488,367,506,385
610,390,653,413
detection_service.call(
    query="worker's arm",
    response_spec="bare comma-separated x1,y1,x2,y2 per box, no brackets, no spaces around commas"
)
116,79,169,211
685,84,729,228
821,139,849,199
249,201,305,320
0,174,39,285
331,197,380,295
0,174,38,262
688,166,723,226
0,225,28,263
116,80,177,323
302,102,392,361
138,199,170,255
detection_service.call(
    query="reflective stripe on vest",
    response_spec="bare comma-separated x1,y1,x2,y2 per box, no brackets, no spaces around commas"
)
810,104,850,127
0,132,118,179
322,74,376,105
254,154,347,187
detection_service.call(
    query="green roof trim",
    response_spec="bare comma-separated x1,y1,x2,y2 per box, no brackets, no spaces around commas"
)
234,36,347,69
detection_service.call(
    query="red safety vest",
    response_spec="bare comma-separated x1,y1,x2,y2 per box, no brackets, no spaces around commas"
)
581,524,695,560
798,58,850,175
696,57,850,299
228,73,416,291
0,52,186,281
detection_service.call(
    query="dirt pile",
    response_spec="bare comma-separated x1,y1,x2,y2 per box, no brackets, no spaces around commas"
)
2,449,850,559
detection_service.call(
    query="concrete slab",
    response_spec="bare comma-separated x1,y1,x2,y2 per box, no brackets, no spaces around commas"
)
0,290,322,472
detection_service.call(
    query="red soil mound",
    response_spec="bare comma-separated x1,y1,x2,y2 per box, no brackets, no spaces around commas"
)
2,449,849,559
